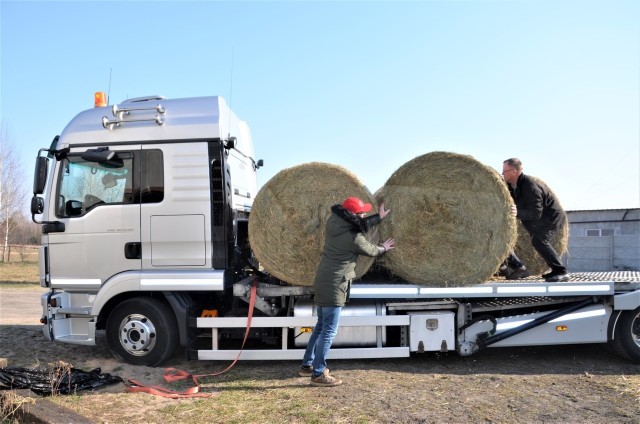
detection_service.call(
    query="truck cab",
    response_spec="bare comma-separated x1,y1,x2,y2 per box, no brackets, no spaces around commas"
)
31,95,262,365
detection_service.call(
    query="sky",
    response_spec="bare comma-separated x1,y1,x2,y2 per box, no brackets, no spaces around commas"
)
1,0,639,212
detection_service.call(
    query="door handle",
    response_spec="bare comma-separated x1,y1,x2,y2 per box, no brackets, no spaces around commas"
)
124,242,141,259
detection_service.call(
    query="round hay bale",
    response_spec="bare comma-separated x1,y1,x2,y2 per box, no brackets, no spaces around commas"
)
377,152,517,286
248,162,379,286
512,177,569,275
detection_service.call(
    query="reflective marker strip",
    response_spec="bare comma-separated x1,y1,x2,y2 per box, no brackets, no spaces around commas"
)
350,287,419,296
547,285,611,293
141,279,223,290
495,307,607,331
496,319,534,331
549,308,606,322
51,279,101,286
497,286,547,294
420,287,494,295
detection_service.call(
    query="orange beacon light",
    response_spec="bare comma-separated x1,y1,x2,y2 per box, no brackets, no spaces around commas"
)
94,92,107,108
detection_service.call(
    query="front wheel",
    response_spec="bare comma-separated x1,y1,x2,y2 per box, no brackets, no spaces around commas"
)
106,297,179,366
611,307,640,364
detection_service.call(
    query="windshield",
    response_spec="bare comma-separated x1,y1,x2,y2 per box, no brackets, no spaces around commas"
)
56,153,133,217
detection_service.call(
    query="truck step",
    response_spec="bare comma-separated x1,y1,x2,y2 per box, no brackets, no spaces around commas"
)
55,307,92,315
55,335,94,345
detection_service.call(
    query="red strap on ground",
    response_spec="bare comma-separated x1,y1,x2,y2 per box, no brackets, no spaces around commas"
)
126,278,259,398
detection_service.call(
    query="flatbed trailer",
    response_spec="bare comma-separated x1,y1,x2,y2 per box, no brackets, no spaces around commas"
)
195,271,640,363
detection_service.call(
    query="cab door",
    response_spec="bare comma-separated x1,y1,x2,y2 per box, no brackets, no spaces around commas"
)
47,146,141,289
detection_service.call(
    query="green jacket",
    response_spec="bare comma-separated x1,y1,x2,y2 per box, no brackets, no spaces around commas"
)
313,205,384,307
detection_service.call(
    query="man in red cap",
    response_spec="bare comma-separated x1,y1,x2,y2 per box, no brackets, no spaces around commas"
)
299,197,395,387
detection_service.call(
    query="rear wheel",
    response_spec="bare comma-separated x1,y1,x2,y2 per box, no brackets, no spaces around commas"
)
611,307,640,364
106,297,179,366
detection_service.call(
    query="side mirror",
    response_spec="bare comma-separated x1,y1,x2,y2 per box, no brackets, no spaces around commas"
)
81,149,114,163
226,137,236,149
31,196,44,215
33,157,49,195
256,159,264,168
81,148,124,168
65,200,83,217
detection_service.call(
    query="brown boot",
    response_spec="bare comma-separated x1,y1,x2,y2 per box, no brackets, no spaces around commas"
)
310,368,342,387
299,366,329,377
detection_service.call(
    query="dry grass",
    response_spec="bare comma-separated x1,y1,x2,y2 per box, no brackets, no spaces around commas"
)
608,374,640,403
0,245,39,287
41,352,640,424
0,391,36,424
1,245,38,263
0,261,39,285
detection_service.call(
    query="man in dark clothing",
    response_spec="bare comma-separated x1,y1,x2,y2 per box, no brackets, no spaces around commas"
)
502,158,569,282
299,197,395,387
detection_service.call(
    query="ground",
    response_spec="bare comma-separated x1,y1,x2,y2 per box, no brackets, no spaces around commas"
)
1,286,639,423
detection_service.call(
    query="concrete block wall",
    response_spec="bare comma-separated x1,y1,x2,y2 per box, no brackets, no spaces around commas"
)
565,208,640,272
566,236,639,272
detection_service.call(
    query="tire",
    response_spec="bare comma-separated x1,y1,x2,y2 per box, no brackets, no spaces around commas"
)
608,313,632,361
612,307,640,364
106,297,179,366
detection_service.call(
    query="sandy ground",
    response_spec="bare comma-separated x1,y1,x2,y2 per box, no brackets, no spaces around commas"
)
1,286,639,423
0,287,46,326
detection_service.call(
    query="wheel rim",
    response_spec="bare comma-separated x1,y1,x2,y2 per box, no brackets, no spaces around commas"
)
118,313,157,356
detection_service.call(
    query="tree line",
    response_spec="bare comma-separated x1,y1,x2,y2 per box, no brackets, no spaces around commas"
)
1,122,41,262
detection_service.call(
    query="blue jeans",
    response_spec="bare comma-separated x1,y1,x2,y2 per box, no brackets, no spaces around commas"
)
301,305,341,377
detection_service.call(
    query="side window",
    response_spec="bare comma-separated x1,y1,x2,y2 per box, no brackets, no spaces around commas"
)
586,229,615,237
55,149,164,218
140,150,164,204
56,152,134,218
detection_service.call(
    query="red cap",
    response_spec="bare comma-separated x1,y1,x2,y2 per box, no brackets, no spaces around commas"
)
342,197,372,214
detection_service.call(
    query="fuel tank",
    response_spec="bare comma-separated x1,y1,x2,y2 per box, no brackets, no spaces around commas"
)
293,299,387,347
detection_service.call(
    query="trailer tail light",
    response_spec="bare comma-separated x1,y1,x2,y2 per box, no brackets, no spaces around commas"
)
94,92,107,108
556,325,568,331
300,327,312,333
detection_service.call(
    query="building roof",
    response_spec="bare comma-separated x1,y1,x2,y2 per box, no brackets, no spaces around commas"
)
567,208,639,213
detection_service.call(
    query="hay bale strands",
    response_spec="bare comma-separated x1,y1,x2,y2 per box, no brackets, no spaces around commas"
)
377,151,517,286
248,162,379,286
513,176,569,275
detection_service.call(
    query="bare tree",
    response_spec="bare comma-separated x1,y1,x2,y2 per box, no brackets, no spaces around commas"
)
0,122,26,262
14,215,41,245
10,214,39,262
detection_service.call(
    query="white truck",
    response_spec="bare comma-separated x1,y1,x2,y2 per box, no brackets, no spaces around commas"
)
31,94,640,367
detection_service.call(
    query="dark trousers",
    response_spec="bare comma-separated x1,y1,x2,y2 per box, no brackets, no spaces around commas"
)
529,226,566,274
